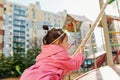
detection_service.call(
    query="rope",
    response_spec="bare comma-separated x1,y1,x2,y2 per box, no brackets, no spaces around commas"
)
72,0,109,56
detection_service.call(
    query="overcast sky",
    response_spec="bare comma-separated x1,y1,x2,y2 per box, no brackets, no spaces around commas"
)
8,0,119,50
8,0,101,21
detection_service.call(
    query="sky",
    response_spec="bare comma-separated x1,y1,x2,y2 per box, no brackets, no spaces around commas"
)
8,0,101,21
8,0,119,50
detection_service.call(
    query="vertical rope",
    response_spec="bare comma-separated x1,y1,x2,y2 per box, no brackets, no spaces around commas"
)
73,0,109,56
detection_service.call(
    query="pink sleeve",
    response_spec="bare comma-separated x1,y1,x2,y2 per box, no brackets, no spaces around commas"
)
72,53,84,70
54,52,84,72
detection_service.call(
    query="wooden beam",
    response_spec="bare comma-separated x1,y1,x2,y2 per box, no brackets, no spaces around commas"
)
109,31,120,34
99,0,114,66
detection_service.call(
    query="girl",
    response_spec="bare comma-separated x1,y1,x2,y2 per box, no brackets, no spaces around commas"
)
20,25,84,80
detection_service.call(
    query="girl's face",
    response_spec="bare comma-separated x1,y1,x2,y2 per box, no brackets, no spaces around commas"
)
59,35,69,50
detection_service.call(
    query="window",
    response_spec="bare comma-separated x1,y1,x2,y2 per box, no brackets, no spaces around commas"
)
27,29,29,31
26,34,29,37
26,23,28,26
10,4,12,7
14,20,19,24
9,44,11,47
14,31,19,36
10,32,12,35
13,43,17,47
21,21,25,25
20,11,25,15
27,45,29,48
14,10,19,14
9,26,12,29
9,15,12,18
27,40,29,42
14,27,20,31
20,32,25,36
9,21,12,24
20,27,25,31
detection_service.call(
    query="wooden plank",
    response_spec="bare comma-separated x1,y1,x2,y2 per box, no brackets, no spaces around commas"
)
109,31,120,34
110,38,120,41
86,51,106,60
99,0,114,66
74,65,120,80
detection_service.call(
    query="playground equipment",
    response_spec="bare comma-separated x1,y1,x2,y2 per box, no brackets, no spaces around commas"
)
73,0,120,79
74,65,120,80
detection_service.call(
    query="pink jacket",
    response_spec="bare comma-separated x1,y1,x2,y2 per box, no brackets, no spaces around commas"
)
20,45,84,80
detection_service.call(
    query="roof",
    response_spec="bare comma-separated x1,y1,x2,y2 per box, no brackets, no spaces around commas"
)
106,15,120,21
69,14,93,23
98,15,120,27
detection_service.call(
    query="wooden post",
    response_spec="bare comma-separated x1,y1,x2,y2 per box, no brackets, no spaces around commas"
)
99,0,114,66
90,24,97,69
73,21,78,50
73,0,109,56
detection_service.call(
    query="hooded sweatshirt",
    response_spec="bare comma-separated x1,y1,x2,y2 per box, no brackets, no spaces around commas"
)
20,44,84,80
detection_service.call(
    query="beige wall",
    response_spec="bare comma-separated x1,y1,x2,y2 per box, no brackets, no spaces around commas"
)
0,21,3,29
0,0,4,4
5,2,12,15
0,36,2,43
0,0,4,54
28,3,44,21
28,8,33,19
36,10,44,21
0,8,4,16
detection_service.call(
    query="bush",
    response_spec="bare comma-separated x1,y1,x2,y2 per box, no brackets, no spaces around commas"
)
0,47,41,79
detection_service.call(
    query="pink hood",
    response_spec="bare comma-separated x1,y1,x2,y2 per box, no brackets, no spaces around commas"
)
20,44,84,80
36,44,67,61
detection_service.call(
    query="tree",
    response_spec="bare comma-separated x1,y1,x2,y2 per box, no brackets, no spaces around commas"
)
0,44,41,79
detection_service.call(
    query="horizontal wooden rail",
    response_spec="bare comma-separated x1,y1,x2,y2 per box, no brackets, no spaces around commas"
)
109,31,120,34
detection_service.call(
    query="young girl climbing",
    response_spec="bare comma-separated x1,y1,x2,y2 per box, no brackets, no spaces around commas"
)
20,25,84,80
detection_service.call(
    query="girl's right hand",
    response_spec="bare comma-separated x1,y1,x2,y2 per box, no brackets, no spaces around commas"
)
78,48,84,54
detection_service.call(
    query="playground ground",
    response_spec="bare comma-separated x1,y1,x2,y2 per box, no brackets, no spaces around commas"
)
1,72,83,80
65,72,82,80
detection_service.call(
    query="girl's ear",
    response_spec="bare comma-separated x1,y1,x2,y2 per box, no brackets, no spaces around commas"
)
54,40,61,45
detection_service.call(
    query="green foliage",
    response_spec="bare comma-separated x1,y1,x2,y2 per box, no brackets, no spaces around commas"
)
108,0,115,4
0,46,41,79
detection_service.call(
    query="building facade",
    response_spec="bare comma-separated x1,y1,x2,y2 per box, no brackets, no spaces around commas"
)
3,1,30,55
0,0,4,57
3,1,96,56
3,1,67,56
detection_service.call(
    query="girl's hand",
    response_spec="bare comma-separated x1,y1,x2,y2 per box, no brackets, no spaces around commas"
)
78,48,84,54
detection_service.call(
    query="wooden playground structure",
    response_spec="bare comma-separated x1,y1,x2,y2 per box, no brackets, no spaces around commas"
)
0,0,120,80
72,0,120,79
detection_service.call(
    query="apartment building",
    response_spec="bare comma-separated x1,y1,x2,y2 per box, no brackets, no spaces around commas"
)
2,1,96,56
3,1,30,55
0,0,4,57
3,1,67,56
